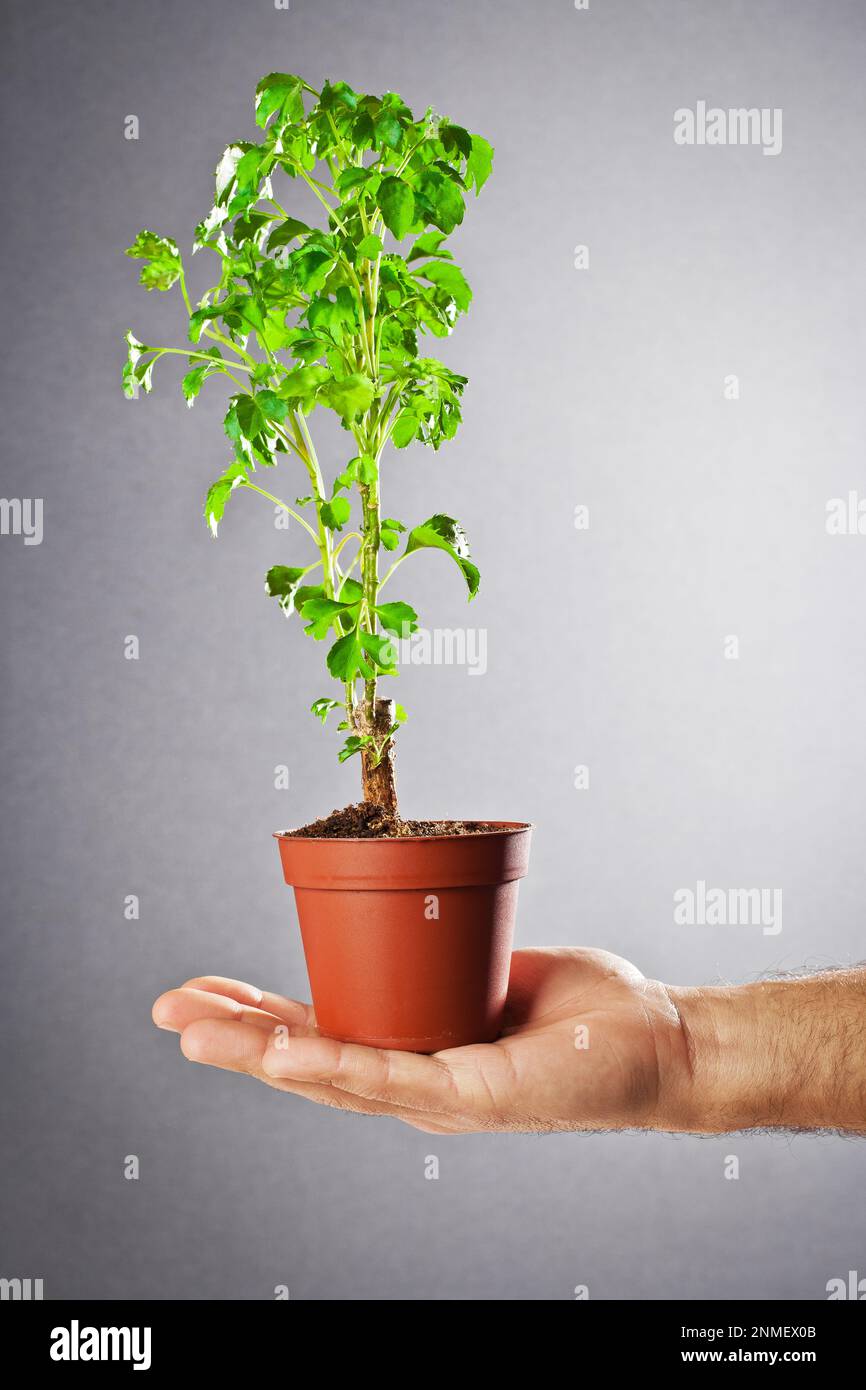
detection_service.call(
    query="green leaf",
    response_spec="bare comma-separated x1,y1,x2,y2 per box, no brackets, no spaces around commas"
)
250,362,273,387
124,230,182,291
255,73,306,128
380,527,400,551
374,111,403,150
204,462,248,536
352,112,376,149
466,134,494,193
232,210,273,247
266,217,311,251
122,360,138,400
122,330,155,398
333,456,360,492
325,619,396,681
302,596,357,639
404,514,480,598
378,176,415,239
320,496,351,531
338,576,364,605
227,146,270,217
406,231,453,264
308,289,355,343
440,123,473,159
299,578,363,638
265,565,309,616
235,295,266,334
290,239,339,292
320,373,375,422
335,166,378,197
333,453,376,491
326,631,373,681
279,364,330,409
266,565,308,598
187,307,219,343
227,394,267,441
193,203,230,250
311,697,342,724
391,409,419,448
356,233,384,261
375,601,418,637
292,581,326,614
360,630,398,672
415,169,465,234
181,353,222,406
418,260,472,311
338,734,372,763
320,79,359,111
214,144,248,202
387,358,467,450
257,389,291,423
188,293,264,344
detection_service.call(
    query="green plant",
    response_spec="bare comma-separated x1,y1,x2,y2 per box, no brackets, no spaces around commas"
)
123,73,492,814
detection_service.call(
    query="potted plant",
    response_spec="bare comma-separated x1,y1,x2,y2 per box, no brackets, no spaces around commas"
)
123,72,532,1052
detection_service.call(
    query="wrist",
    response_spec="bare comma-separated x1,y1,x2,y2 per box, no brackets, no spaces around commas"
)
661,983,771,1133
662,973,866,1135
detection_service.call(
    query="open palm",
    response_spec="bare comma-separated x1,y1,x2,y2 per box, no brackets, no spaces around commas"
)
153,948,690,1134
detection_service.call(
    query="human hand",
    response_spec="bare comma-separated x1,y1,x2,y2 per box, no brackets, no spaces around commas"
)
153,951,866,1135
152,948,695,1134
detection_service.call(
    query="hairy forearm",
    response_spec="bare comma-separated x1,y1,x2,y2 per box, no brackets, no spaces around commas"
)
663,969,866,1135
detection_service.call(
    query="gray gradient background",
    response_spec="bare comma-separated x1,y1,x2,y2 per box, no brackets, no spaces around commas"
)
1,0,864,1301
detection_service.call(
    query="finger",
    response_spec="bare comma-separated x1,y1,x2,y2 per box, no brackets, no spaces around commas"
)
180,1017,270,1073
181,976,265,1007
153,987,310,1037
179,1019,461,1126
261,1032,468,1116
398,1115,466,1135
181,976,317,1028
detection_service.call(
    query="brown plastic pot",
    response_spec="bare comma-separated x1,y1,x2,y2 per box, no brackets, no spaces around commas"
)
274,823,532,1053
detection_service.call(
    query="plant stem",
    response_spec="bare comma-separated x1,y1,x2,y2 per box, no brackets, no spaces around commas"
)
295,412,334,597
359,481,381,722
178,270,194,316
148,347,249,389
377,552,409,589
272,423,313,468
178,268,260,371
240,482,319,541
295,166,350,236
203,325,258,368
342,259,376,377
332,531,363,564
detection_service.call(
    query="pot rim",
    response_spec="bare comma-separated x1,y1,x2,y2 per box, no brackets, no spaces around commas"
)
273,819,534,844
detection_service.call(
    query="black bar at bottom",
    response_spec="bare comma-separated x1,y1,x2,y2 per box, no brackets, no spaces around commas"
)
0,1298,860,1374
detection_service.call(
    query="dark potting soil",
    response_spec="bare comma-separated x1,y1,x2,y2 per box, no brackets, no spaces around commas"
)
285,802,509,840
